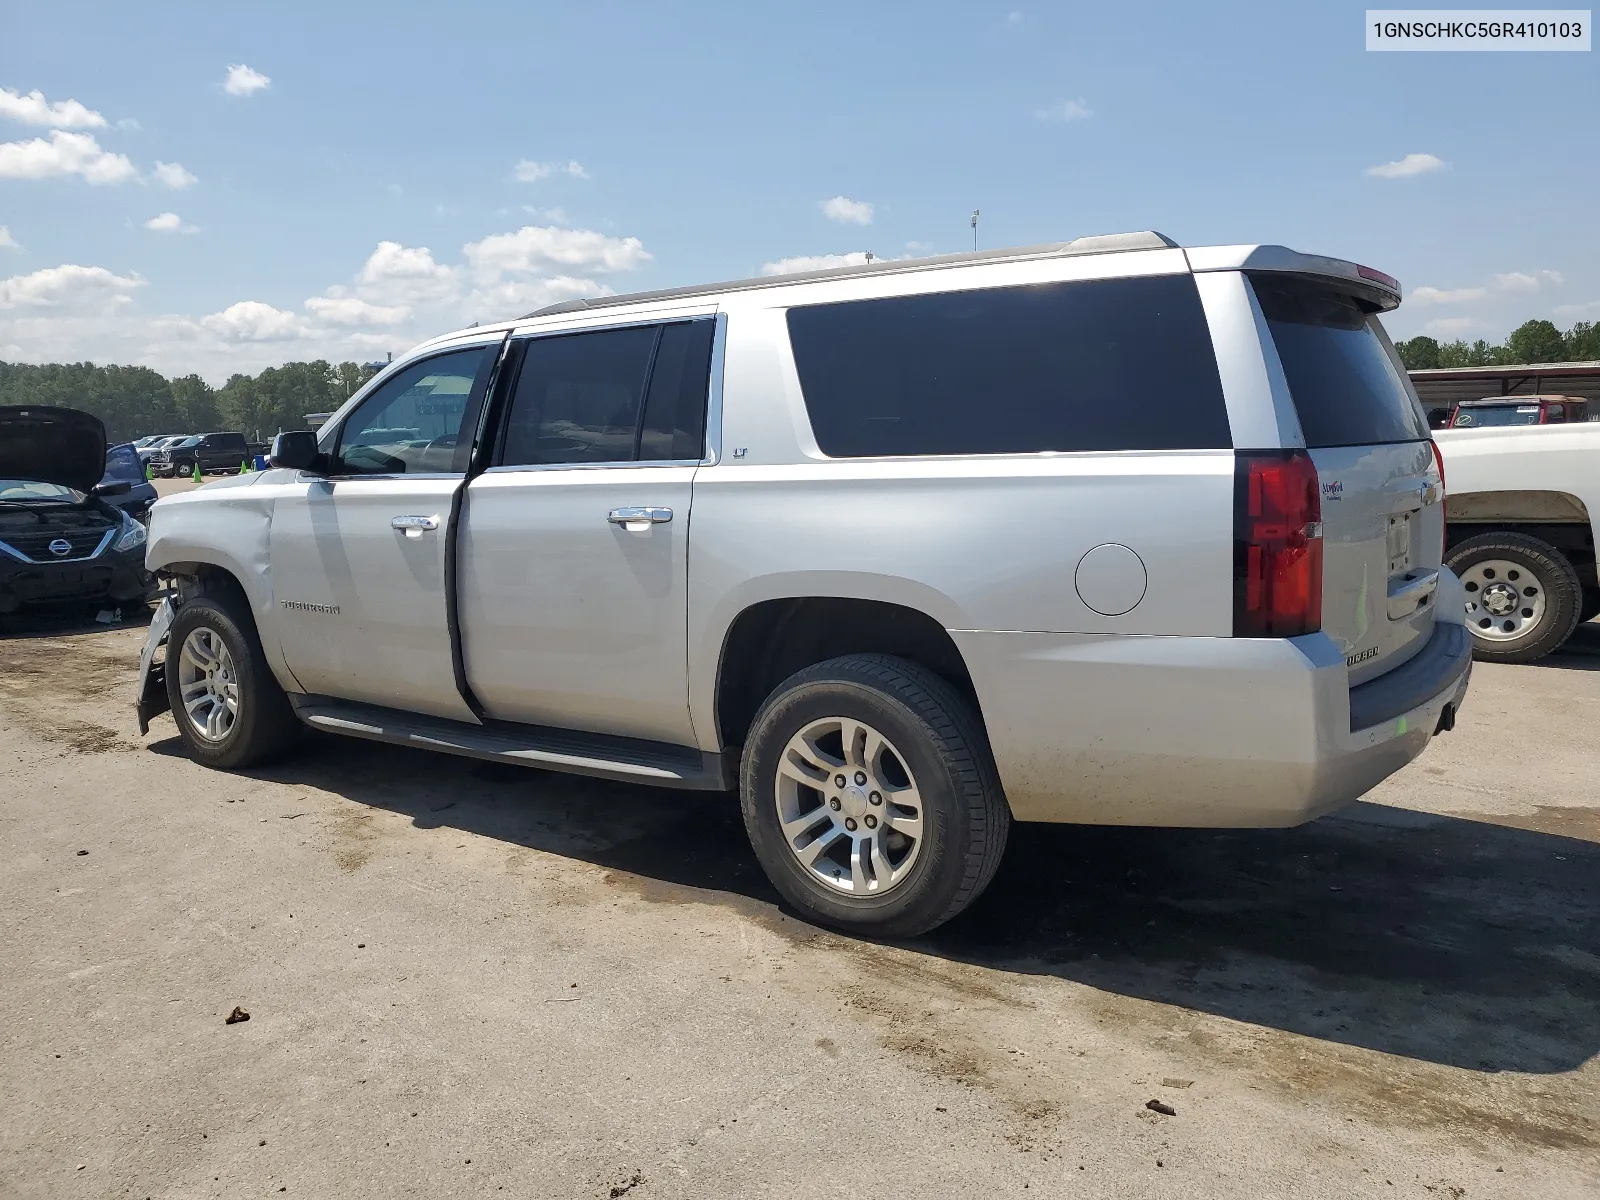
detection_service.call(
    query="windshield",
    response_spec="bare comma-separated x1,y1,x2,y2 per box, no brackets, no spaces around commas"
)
1452,405,1542,428
0,479,79,502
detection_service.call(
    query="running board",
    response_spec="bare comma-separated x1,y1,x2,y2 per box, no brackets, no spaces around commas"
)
288,696,732,791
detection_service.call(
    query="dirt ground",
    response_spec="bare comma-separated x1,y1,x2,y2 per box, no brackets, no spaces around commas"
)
1,598,1596,1198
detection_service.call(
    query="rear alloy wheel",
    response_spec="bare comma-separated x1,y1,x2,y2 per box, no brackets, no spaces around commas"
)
740,653,1010,938
1447,532,1582,663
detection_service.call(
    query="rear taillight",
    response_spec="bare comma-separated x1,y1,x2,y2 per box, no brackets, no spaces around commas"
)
1234,450,1323,638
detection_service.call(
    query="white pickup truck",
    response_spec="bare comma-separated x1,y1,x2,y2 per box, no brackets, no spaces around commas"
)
1435,422,1599,661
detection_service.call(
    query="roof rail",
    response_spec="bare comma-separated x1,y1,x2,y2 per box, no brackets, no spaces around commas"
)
520,231,1181,319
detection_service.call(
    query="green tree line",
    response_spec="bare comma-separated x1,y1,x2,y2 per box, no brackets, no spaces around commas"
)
1395,318,1600,370
0,359,381,446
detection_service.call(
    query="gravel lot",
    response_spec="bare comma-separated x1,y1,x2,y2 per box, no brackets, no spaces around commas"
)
2,576,1596,1197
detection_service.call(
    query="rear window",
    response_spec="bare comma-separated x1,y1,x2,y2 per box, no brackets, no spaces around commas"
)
1251,275,1428,448
786,274,1230,457
1452,404,1541,428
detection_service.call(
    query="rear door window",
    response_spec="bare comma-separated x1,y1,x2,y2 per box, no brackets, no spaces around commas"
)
1250,275,1429,448
785,274,1230,457
497,319,714,467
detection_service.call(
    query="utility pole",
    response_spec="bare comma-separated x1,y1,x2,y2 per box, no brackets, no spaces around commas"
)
970,209,980,251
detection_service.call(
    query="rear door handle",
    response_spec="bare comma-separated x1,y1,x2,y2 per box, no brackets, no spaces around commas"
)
391,514,439,538
608,507,673,530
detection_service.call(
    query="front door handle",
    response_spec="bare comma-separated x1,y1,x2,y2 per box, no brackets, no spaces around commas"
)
391,514,440,538
608,507,673,531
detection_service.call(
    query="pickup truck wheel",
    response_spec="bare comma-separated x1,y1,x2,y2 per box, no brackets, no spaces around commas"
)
164,592,299,769
740,653,1010,938
173,460,194,478
1447,532,1583,664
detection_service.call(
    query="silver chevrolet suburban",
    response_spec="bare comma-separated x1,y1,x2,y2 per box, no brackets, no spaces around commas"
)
136,231,1472,936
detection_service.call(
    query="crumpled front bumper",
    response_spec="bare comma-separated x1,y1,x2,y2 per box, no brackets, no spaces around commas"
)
136,596,176,735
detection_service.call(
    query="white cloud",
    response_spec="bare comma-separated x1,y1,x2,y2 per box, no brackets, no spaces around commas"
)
0,130,136,184
1423,316,1483,336
1035,98,1091,122
0,263,144,310
470,275,611,316
304,296,412,326
200,300,306,342
354,240,462,308
1553,299,1600,319
464,225,650,281
1365,152,1446,179
0,87,107,129
1494,269,1563,293
223,64,271,96
513,159,588,183
820,195,873,225
522,205,569,223
0,225,17,250
1410,285,1487,305
144,211,198,234
153,160,198,189
761,251,875,276
0,221,655,380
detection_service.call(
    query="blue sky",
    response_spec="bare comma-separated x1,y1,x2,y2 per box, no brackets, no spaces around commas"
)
2,0,1597,381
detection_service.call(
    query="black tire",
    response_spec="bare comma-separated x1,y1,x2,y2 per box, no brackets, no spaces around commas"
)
739,653,1010,938
1446,532,1583,663
174,460,194,478
164,590,300,768
1579,589,1600,626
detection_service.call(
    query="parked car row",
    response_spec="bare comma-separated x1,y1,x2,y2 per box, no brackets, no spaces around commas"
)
142,431,253,477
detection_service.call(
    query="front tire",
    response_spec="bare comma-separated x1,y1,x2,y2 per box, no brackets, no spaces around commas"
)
165,590,299,768
739,654,1010,938
1446,532,1583,663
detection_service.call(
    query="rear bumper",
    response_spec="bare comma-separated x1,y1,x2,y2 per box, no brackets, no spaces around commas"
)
953,615,1472,828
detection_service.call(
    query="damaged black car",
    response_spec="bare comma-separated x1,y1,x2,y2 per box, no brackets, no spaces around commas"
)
0,406,157,619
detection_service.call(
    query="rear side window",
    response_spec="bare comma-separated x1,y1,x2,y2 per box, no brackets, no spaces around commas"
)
498,320,713,467
1251,275,1428,448
786,274,1230,457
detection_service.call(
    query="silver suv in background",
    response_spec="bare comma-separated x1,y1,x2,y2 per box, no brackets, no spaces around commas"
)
136,231,1470,936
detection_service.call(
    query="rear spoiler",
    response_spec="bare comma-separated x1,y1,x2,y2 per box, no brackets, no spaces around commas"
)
1185,245,1402,312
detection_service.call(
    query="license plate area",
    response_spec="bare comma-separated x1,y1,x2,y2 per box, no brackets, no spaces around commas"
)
1386,513,1413,575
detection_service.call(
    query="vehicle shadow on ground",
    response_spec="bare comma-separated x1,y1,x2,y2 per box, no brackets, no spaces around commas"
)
1538,618,1600,670
0,606,155,642
158,726,1600,1078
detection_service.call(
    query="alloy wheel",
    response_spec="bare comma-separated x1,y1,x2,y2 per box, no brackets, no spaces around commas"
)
177,627,239,742
774,716,924,895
